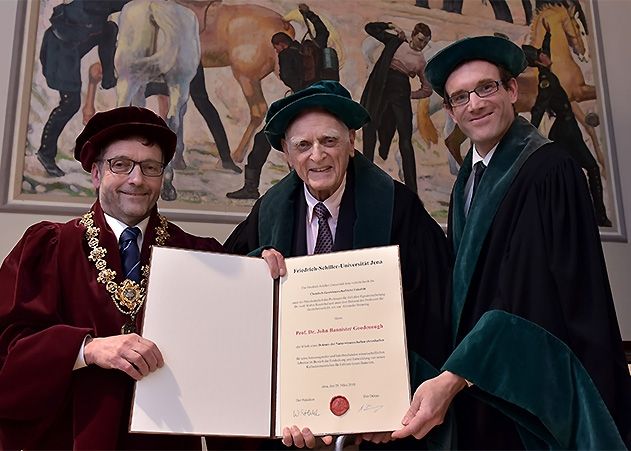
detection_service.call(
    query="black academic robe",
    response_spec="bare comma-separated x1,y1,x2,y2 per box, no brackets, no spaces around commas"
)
226,152,452,448
445,117,631,449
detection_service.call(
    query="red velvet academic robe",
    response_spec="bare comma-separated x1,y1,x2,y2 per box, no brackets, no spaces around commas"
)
0,201,223,449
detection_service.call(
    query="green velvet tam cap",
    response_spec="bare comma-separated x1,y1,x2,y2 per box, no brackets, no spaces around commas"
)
264,80,370,150
424,35,527,98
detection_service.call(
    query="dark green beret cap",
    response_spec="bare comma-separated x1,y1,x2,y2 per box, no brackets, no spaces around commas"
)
424,35,527,98
264,80,370,150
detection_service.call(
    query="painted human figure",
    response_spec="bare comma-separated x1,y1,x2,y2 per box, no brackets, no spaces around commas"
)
37,0,129,177
523,32,611,226
143,68,242,174
360,21,432,194
226,3,333,200
416,0,533,25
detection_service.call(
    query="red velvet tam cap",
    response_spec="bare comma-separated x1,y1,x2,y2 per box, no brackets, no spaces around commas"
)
74,106,176,172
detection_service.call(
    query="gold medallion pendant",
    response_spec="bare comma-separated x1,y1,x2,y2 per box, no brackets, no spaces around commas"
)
80,210,169,334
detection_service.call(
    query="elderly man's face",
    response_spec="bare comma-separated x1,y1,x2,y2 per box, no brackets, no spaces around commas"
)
282,109,355,201
91,138,164,226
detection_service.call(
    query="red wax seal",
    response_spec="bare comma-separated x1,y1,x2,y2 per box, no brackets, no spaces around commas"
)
330,395,350,416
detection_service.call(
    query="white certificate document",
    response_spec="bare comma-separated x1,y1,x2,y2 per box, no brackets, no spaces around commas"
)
131,245,410,437
130,247,275,437
276,245,410,435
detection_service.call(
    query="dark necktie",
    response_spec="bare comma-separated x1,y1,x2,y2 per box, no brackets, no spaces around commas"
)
471,161,487,202
119,227,141,282
313,202,333,254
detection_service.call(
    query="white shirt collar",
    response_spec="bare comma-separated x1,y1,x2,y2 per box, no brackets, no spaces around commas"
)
471,143,498,169
304,175,346,224
103,213,149,245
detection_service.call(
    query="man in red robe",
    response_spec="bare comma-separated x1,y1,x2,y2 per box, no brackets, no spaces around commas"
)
0,106,282,449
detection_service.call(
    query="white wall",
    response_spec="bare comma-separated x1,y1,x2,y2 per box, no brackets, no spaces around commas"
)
1,0,630,338
592,0,631,339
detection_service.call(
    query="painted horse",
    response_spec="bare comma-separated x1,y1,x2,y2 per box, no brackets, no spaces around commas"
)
83,1,296,164
115,0,200,200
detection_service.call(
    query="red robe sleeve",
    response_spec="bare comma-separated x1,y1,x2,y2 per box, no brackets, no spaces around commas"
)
0,222,91,421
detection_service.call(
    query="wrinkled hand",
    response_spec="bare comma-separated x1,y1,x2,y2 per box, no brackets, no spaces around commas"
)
354,431,393,445
391,371,467,440
83,333,164,380
262,248,287,279
281,426,333,449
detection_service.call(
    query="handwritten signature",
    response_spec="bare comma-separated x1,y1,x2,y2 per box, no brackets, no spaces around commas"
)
293,409,320,418
358,404,384,414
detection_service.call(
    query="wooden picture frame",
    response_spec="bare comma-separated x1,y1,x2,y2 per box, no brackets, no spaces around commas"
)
0,0,625,239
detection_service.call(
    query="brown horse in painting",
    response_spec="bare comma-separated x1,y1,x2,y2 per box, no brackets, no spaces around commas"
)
83,0,294,164
180,0,294,162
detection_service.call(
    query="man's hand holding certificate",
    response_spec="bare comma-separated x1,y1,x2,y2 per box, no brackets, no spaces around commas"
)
276,246,410,435
130,245,410,438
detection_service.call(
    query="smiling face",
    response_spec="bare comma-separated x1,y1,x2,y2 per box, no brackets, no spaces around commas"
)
444,60,518,156
91,138,164,226
282,109,355,201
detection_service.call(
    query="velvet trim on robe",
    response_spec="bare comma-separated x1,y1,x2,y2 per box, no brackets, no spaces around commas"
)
0,201,223,450
225,152,454,449
450,116,549,338
258,152,393,255
444,310,625,449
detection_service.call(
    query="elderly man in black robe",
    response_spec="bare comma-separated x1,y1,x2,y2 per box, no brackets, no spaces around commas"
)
225,80,451,449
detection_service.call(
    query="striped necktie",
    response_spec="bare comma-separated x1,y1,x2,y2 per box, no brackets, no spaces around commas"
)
119,226,141,282
313,202,333,254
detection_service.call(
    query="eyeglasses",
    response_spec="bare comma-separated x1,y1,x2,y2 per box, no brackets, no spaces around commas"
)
104,157,165,177
446,80,505,108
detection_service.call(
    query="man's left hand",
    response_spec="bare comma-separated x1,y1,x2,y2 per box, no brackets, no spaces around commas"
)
262,248,287,279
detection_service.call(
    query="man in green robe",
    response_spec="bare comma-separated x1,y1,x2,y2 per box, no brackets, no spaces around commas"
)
225,80,451,449
391,35,630,449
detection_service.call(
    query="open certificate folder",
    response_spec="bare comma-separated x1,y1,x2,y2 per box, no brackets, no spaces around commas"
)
130,245,411,437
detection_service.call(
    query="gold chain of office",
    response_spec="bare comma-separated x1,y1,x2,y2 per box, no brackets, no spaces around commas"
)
79,210,169,332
